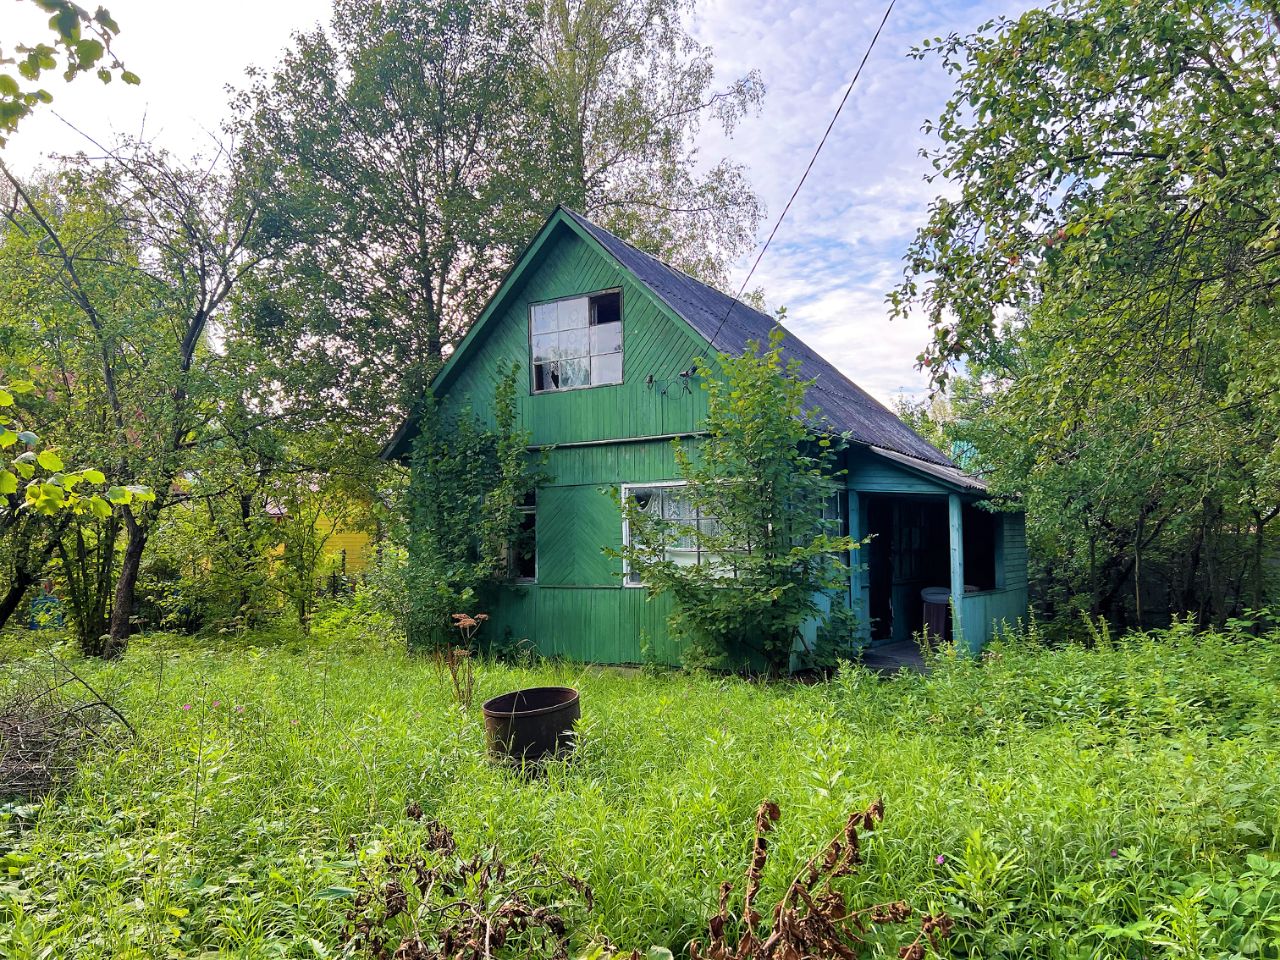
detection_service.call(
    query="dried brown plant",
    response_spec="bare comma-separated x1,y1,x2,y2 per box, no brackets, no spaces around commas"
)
674,799,950,960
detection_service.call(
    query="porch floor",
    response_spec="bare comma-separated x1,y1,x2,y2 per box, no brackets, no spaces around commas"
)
858,639,927,674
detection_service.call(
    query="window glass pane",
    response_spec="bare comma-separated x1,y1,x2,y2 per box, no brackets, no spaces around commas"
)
556,296,589,331
531,302,558,335
591,323,621,355
592,351,622,384
543,361,563,390
663,489,695,521
630,487,657,513
558,357,590,389
532,332,558,365
558,326,590,360
591,292,621,326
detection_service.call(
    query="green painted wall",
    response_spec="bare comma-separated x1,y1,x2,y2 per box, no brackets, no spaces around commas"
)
429,221,710,664
420,217,1027,665
437,224,711,444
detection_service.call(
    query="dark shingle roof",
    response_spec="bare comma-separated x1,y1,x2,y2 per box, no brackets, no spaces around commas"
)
564,209,956,468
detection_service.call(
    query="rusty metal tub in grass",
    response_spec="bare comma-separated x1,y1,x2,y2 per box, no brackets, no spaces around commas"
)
481,686,580,764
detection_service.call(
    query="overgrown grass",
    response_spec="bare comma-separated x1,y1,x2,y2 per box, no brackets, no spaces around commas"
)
2,618,1279,958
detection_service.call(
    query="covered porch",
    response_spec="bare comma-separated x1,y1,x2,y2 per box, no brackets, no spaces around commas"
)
844,446,1028,654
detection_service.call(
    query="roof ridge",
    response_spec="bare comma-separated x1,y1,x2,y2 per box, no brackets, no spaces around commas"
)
560,206,775,342
562,207,958,469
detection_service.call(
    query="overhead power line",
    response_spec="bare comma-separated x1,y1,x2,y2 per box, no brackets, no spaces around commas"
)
701,0,898,355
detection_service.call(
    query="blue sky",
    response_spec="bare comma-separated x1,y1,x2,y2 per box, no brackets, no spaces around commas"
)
0,0,1022,403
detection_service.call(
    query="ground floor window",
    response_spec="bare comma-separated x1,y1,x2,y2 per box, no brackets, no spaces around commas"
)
622,482,721,584
508,492,537,581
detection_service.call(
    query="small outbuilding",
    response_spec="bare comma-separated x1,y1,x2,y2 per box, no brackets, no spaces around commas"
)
384,207,1027,665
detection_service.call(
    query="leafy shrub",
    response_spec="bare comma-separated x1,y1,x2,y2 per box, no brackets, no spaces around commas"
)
616,329,856,675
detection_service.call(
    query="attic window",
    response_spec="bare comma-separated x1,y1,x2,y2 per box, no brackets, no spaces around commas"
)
530,290,623,392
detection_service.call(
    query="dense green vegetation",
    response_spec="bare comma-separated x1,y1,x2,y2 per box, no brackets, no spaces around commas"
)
3,619,1279,958
617,329,855,675
896,0,1280,628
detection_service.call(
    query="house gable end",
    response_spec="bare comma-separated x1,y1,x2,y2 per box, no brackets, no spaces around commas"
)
383,208,719,458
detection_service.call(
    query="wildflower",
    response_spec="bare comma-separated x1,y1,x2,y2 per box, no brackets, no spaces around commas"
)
935,855,946,866
212,700,221,708
182,704,192,711
235,705,245,713
291,719,298,726
1109,849,1119,858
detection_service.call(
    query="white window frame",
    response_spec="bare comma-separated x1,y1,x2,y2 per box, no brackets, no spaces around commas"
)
529,288,624,394
622,482,847,586
622,480,723,586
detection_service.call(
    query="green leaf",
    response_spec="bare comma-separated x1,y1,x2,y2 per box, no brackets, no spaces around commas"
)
36,449,64,472
87,495,112,519
75,39,104,66
82,468,106,484
9,380,34,394
48,9,81,44
0,389,12,407
120,70,140,85
94,9,121,34
0,470,16,495
17,431,38,446
315,887,356,900
105,485,132,504
0,427,16,449
127,484,155,502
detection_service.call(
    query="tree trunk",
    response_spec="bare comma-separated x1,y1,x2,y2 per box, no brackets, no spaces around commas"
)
107,509,148,658
0,523,67,631
0,570,36,631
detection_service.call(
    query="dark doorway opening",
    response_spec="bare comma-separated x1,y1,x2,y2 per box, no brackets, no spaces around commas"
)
864,496,950,643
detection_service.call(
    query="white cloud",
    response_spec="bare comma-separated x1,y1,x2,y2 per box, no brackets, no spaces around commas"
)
692,0,1025,404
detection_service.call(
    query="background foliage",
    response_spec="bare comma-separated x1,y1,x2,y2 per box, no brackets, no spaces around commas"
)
895,0,1280,629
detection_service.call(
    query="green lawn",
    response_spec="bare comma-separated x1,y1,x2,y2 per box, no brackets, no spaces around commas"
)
2,620,1279,959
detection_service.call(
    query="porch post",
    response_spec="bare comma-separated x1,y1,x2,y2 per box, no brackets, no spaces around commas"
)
948,493,965,647
847,491,868,646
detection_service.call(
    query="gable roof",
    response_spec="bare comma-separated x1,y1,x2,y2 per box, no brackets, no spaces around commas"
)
383,206,972,484
561,209,956,468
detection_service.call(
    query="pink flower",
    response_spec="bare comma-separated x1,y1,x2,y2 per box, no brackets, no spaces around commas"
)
182,704,192,711
935,855,946,865
1109,849,1119,858
212,700,221,708
235,705,245,713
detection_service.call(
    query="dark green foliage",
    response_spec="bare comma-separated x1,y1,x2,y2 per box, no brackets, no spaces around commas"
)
896,0,1280,628
616,329,856,674
404,365,542,649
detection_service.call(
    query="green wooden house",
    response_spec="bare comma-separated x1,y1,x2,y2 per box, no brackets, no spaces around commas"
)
384,208,1027,664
